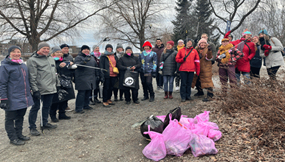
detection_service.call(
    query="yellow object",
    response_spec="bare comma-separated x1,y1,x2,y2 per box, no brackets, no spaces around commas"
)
218,43,233,65
107,56,119,74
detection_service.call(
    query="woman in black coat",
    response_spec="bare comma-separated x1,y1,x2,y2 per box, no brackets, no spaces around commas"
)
250,36,262,79
49,46,75,121
117,47,141,104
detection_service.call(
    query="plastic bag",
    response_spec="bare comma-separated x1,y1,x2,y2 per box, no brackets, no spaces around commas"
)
142,126,166,161
194,111,210,123
163,107,182,129
156,115,166,122
208,129,222,141
163,114,191,156
189,133,218,157
191,124,211,136
140,115,164,139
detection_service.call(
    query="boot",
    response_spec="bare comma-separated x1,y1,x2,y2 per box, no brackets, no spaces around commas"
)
41,123,57,129
50,116,59,122
141,96,149,101
164,92,168,99
18,135,30,141
10,139,25,146
149,96,155,102
59,114,71,120
194,91,204,97
94,98,101,103
169,92,173,99
30,128,41,136
89,98,96,105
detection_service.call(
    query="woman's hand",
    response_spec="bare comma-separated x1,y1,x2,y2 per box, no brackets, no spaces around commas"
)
59,62,66,68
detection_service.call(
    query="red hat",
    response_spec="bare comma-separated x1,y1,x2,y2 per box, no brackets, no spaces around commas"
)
222,31,231,42
167,40,174,47
142,41,152,48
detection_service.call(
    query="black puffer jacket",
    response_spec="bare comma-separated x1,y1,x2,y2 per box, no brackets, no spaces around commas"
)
74,52,99,90
160,49,178,76
117,53,141,89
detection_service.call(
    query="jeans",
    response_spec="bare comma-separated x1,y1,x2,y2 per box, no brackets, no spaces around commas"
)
156,71,163,87
103,77,116,102
267,66,280,80
29,94,54,129
163,75,175,92
140,73,155,98
219,65,237,93
124,88,138,102
50,101,67,118
75,90,91,112
180,71,194,99
235,68,251,85
5,108,27,140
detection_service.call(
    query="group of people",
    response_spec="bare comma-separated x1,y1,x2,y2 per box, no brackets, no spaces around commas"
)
0,28,284,146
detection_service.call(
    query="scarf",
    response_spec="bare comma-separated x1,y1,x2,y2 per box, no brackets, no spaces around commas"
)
10,59,23,64
177,44,185,52
53,56,63,61
219,43,233,64
104,50,114,55
93,52,101,58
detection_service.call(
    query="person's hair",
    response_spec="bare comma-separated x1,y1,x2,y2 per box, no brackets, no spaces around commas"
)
201,33,208,37
156,38,162,41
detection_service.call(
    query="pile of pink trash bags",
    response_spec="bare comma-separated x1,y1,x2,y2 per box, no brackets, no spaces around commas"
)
142,111,222,161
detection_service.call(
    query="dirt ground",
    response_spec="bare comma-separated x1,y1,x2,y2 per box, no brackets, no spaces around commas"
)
0,62,283,162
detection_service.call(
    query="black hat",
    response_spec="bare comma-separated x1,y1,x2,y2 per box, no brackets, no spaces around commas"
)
81,45,90,51
105,44,113,50
125,46,132,51
60,44,69,49
184,38,194,45
8,46,21,56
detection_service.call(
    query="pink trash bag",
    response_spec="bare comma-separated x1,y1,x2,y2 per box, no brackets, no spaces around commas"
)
194,111,210,123
142,125,166,161
163,114,191,156
208,129,222,141
189,133,218,157
191,124,211,136
156,115,166,122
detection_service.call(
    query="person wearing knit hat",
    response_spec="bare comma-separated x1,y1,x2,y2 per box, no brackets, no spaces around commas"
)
192,38,214,102
113,43,124,101
99,43,119,107
259,29,284,80
0,45,34,145
60,44,69,49
37,42,50,56
160,40,177,99
174,39,185,91
139,41,157,102
81,45,90,52
51,46,61,55
176,39,185,52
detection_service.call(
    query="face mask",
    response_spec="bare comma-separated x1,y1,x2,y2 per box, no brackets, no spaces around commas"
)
146,50,151,53
53,57,59,60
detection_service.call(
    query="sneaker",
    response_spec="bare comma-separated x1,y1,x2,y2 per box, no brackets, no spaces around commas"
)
134,100,140,104
126,101,131,105
18,135,30,141
51,117,59,122
10,139,25,146
30,129,41,136
83,106,93,110
42,123,57,129
175,87,180,91
59,114,71,120
65,107,73,112
141,97,149,101
181,98,186,102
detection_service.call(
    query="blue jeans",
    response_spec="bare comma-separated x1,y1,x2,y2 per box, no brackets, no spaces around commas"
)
180,71,194,99
29,94,54,129
163,75,175,92
235,71,250,85
75,90,91,112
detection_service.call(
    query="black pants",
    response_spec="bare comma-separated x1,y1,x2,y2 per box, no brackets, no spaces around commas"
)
250,67,261,79
156,71,163,87
140,73,154,98
267,66,280,80
124,88,138,102
50,101,67,118
195,76,213,98
180,71,194,99
5,108,27,140
75,90,91,112
114,88,124,99
103,77,116,102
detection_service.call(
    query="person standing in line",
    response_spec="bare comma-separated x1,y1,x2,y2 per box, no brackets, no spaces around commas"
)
174,39,184,91
160,41,177,99
152,39,164,91
0,46,34,145
200,33,217,64
259,29,284,81
250,36,262,79
139,41,157,102
117,46,141,104
113,43,124,101
100,44,119,107
27,42,59,136
175,38,200,102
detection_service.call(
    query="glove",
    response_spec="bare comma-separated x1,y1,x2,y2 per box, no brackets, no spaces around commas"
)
71,64,77,69
152,72,156,78
0,99,9,110
218,53,226,59
33,91,41,100
264,50,270,57
263,44,272,50
211,60,215,65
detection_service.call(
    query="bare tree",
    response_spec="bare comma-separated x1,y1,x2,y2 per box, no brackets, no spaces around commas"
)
0,0,116,51
209,0,261,35
97,0,168,51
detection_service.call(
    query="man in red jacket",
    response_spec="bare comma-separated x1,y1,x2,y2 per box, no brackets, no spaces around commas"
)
231,31,255,85
175,38,200,102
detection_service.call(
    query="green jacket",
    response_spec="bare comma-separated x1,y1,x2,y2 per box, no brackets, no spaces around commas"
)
27,51,59,95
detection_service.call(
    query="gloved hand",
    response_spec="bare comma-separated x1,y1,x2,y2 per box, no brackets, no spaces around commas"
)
152,72,156,78
33,91,41,100
0,99,9,110
263,44,272,50
264,50,270,57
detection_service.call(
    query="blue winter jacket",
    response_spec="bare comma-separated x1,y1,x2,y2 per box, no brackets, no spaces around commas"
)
0,56,34,111
138,51,157,73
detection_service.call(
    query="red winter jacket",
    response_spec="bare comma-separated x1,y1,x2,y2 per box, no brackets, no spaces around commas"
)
176,47,200,75
231,39,256,72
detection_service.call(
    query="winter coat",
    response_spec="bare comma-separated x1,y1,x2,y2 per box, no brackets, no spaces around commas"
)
117,53,141,90
231,39,256,72
216,45,244,66
160,49,177,76
175,47,200,72
99,54,119,78
74,52,99,90
52,59,75,103
192,46,214,89
250,44,262,68
138,51,157,74
62,53,75,78
260,37,284,68
27,51,59,95
0,57,34,111
152,44,165,69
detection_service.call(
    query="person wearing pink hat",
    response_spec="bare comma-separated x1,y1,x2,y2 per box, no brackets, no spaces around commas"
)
192,38,214,102
159,40,177,99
